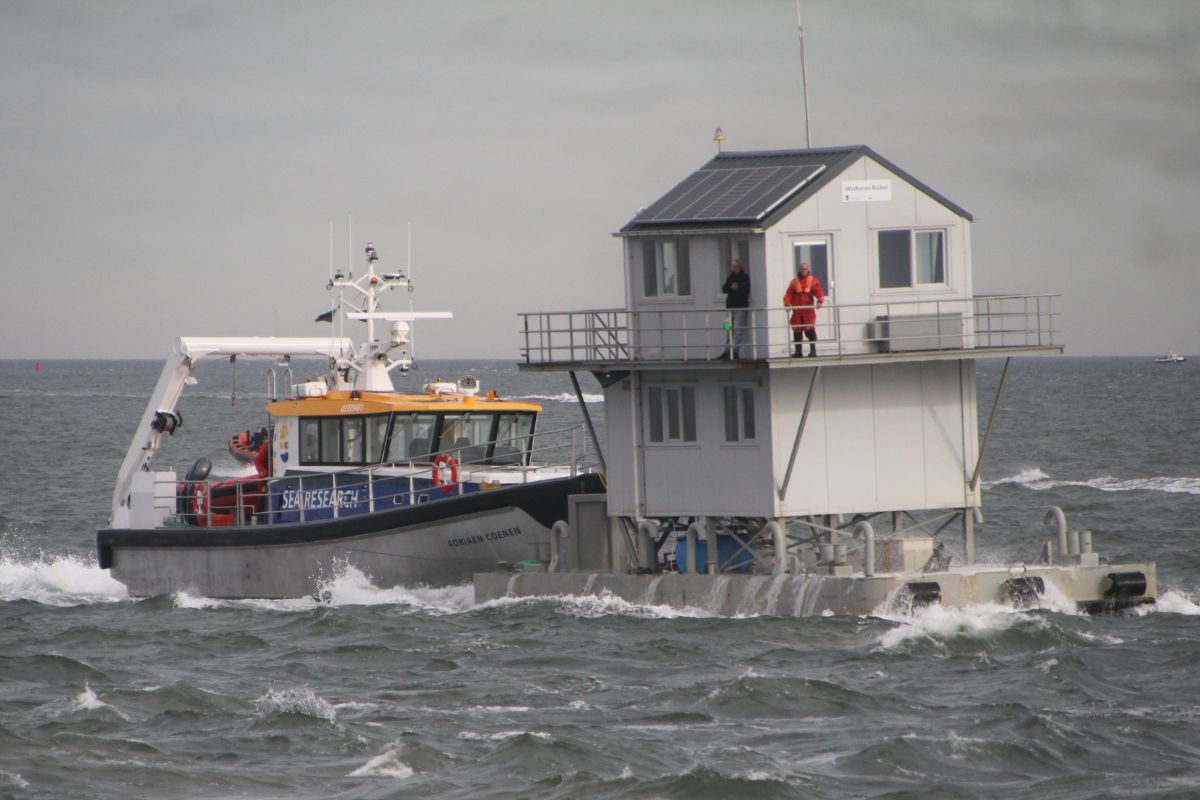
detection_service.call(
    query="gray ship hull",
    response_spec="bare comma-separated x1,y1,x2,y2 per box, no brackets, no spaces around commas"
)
99,474,603,599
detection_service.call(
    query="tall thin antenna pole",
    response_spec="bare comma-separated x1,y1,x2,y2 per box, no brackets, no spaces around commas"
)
796,0,812,148
344,213,352,340
407,220,412,280
328,220,333,281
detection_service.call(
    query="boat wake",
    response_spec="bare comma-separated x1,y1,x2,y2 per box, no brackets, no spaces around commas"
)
985,467,1200,495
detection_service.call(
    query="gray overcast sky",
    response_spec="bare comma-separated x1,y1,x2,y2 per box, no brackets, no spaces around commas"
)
2,0,1198,359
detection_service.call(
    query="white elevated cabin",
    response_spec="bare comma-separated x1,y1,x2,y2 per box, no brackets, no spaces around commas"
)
520,145,1062,564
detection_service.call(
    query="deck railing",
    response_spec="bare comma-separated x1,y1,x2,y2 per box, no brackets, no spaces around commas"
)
519,294,1060,364
169,423,591,528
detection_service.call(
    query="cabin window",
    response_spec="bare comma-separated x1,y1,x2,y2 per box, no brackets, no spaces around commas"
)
364,415,389,463
641,239,691,298
494,412,535,465
343,417,364,462
297,414,390,464
646,385,696,443
722,385,757,443
385,413,438,462
438,413,494,464
878,229,946,289
320,418,341,461
300,419,321,464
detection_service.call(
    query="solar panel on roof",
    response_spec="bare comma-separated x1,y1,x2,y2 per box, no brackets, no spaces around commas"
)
632,164,824,224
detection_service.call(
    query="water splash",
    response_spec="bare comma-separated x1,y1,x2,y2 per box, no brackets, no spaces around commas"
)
255,686,337,723
1141,588,1200,615
316,566,474,613
74,683,107,712
874,601,1042,650
62,683,131,721
171,565,474,613
0,554,129,606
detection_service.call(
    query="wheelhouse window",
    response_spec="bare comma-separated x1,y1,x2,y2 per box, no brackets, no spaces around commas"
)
722,385,756,443
493,412,535,465
878,229,946,289
297,410,540,467
641,239,691,298
364,415,388,463
300,418,321,465
646,385,696,443
385,413,438,463
300,414,390,465
438,413,494,464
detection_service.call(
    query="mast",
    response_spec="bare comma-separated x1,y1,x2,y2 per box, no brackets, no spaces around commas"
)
795,0,812,147
328,240,453,392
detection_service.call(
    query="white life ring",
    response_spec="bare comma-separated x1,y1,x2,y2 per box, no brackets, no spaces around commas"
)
431,453,458,494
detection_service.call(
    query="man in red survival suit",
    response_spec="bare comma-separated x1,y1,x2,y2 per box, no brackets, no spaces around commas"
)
783,261,825,358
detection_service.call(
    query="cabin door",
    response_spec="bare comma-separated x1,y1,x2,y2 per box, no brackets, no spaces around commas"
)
791,237,836,343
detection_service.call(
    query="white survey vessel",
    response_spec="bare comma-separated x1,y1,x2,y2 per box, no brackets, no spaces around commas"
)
98,242,601,598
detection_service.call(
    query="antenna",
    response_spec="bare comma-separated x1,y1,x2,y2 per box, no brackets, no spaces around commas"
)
344,213,352,340
795,0,812,148
713,127,725,153
328,220,333,282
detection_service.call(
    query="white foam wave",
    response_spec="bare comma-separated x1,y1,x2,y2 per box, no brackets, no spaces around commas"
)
984,468,1200,495
172,592,317,612
74,684,107,711
0,554,129,606
983,467,1051,488
476,590,717,619
0,770,30,790
171,565,474,613
1139,589,1200,615
461,704,534,714
65,683,130,721
514,392,604,404
348,746,414,779
875,602,1042,650
318,567,475,612
458,730,552,742
255,686,337,723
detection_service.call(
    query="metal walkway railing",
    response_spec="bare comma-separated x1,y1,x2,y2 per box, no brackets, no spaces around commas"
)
520,294,1060,364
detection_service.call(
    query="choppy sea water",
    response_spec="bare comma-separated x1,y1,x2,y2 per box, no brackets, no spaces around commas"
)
1,356,1198,800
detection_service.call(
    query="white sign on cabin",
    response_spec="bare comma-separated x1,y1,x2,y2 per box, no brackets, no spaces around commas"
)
841,179,891,203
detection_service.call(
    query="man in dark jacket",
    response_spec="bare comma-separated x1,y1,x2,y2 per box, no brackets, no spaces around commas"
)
719,259,751,359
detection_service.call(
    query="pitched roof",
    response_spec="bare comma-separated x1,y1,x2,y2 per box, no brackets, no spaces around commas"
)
618,145,973,235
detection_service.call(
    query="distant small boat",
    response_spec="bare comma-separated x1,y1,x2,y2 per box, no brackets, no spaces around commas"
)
1154,352,1186,363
